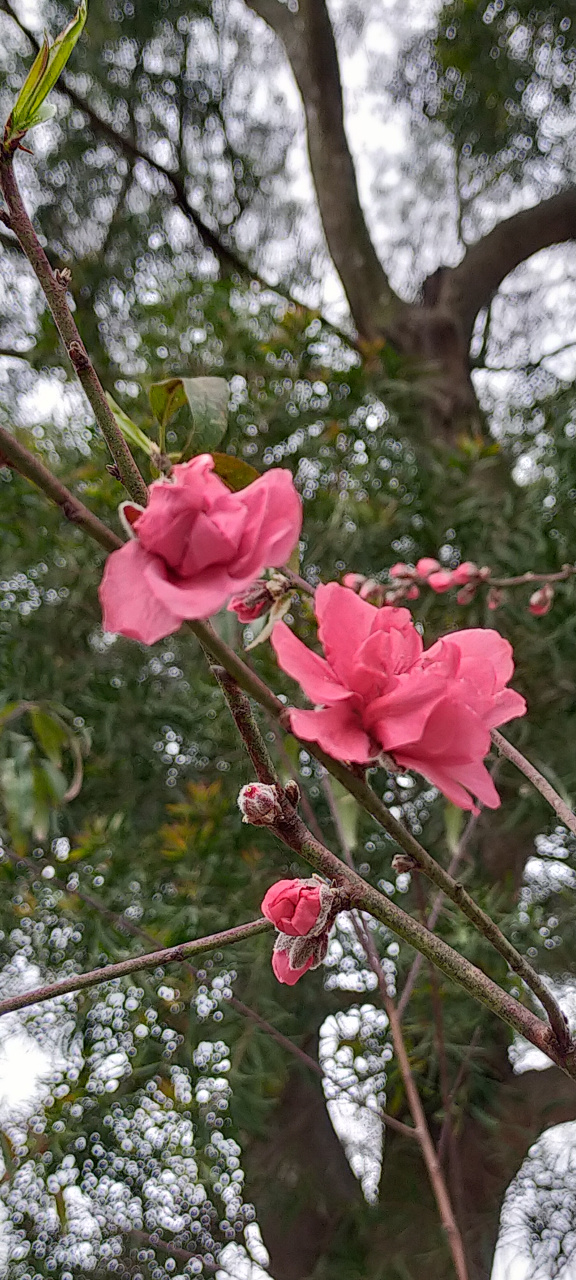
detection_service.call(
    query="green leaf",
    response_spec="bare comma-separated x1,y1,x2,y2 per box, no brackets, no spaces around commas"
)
329,779,359,854
149,378,187,431
5,0,87,145
105,394,155,457
30,708,68,766
211,453,260,491
149,376,229,457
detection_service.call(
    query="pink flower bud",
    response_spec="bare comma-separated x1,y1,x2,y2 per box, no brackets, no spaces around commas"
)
228,581,274,623
456,583,477,605
529,583,554,616
389,562,416,581
272,930,330,985
405,585,420,600
427,569,454,593
261,878,332,937
359,578,381,600
237,783,282,825
451,561,478,586
487,587,503,611
415,557,441,579
343,573,367,592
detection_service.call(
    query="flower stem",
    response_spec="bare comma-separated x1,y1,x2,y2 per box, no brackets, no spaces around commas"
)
0,152,148,506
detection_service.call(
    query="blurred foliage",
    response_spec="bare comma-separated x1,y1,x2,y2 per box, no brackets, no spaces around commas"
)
1,0,576,1277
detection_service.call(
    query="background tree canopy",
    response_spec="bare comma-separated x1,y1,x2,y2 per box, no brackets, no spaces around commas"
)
3,1,576,1278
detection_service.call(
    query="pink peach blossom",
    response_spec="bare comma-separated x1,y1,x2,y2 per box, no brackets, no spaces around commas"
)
271,583,526,812
99,454,302,644
261,879,326,936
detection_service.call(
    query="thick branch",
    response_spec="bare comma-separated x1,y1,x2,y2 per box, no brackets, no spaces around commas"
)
246,0,397,337
447,189,576,341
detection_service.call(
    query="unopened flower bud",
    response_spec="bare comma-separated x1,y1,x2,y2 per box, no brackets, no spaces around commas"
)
343,572,367,592
283,779,301,807
261,877,333,936
237,782,282,825
428,569,454,593
405,584,420,600
228,580,275,623
456,583,477,605
487,587,504,611
391,853,419,874
272,929,330,985
452,561,478,586
415,557,441,579
529,583,554,617
389,562,417,581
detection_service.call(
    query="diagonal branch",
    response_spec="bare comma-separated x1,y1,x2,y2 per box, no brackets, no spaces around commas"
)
245,0,398,337
446,189,576,341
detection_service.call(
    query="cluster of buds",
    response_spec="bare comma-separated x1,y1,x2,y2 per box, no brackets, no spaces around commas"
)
344,560,490,606
261,877,339,985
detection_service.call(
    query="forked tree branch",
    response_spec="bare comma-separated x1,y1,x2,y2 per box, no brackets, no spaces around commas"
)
447,189,576,341
245,0,398,337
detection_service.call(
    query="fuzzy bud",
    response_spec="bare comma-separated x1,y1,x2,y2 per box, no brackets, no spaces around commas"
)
529,583,554,617
272,929,330,985
391,853,419,874
456,583,477,606
237,782,282,825
283,779,301,807
389,562,417,581
428,569,454,593
343,573,367,592
451,561,478,586
415,557,441,579
228,580,276,623
487,587,504,611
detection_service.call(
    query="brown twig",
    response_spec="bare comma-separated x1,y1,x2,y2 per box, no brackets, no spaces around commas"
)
492,728,576,839
319,771,468,1279
0,152,148,505
0,919,272,1018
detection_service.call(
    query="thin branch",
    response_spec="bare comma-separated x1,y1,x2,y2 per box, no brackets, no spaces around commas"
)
447,189,576,341
357,916,469,1280
0,918,272,1018
397,810,479,1019
0,152,148,505
0,423,121,553
319,772,468,1279
492,729,576,839
245,0,398,338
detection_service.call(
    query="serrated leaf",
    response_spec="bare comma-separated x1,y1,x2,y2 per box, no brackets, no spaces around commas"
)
106,394,154,457
5,0,87,145
211,452,260,491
